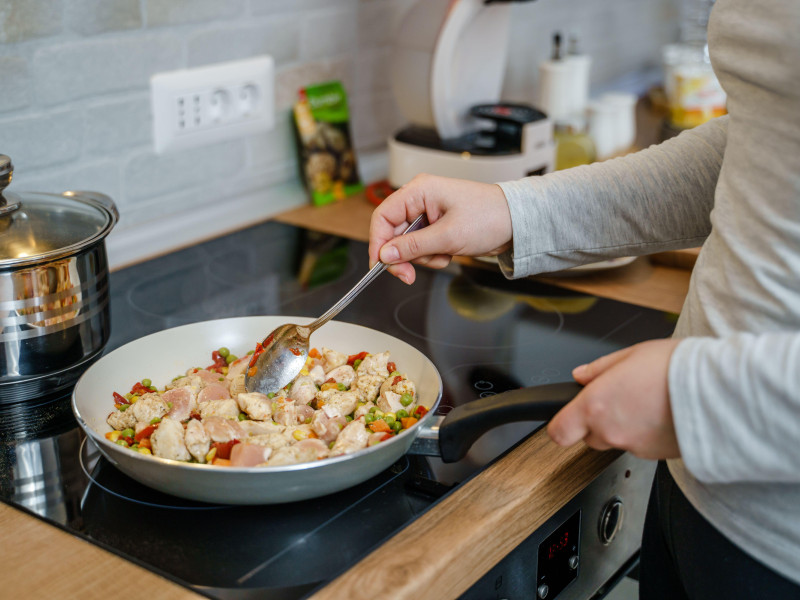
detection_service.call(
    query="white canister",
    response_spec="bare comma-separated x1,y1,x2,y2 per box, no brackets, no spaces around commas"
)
587,99,618,160
601,92,638,153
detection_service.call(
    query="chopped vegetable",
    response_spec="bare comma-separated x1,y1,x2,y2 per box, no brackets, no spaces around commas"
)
218,347,230,358
400,393,413,407
387,362,397,374
347,351,368,366
369,419,392,433
309,348,321,359
401,416,418,429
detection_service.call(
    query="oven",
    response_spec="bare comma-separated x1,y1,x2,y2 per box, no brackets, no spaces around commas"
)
0,220,674,599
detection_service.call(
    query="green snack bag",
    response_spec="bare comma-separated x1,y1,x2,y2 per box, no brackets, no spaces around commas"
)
293,81,363,206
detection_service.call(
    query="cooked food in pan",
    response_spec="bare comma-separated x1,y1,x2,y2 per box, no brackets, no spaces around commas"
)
105,346,428,467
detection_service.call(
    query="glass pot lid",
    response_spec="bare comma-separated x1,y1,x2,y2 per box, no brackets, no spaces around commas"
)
0,154,118,269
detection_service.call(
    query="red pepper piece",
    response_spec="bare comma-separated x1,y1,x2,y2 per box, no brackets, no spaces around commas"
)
347,351,368,366
134,424,157,442
248,342,264,368
387,362,397,373
414,405,429,419
392,375,402,385
212,439,240,460
113,392,129,405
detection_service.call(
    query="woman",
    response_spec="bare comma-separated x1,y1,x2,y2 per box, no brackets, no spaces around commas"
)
368,0,800,597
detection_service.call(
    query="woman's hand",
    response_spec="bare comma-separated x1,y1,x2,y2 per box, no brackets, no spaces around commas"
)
547,338,683,460
368,174,513,284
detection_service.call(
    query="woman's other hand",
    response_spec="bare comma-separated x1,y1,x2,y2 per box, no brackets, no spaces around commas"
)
368,174,513,284
547,339,683,460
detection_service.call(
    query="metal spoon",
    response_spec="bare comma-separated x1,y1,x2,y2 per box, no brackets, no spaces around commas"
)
244,214,428,395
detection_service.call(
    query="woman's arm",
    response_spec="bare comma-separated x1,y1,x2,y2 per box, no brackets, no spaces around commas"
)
499,116,729,276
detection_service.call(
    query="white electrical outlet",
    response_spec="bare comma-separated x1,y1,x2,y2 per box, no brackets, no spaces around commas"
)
151,56,275,154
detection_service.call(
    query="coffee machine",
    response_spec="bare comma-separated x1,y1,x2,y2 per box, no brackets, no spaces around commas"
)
387,0,554,188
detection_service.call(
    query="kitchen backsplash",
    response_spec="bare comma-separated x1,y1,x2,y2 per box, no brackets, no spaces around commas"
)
0,0,678,267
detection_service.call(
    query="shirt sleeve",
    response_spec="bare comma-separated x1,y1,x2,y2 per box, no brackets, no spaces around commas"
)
669,332,800,483
496,115,729,277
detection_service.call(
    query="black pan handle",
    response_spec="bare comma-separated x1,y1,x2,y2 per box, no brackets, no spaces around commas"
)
438,381,582,463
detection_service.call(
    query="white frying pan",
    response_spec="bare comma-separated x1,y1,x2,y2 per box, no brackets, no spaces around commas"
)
72,316,579,505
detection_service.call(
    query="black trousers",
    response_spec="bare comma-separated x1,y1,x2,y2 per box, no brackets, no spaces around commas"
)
639,461,800,600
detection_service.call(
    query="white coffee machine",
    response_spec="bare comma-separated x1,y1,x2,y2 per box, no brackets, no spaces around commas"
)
388,0,554,188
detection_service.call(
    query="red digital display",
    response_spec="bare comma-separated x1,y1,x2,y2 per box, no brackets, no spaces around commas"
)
547,531,570,560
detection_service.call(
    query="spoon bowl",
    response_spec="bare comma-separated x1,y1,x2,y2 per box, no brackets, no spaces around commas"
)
244,214,427,395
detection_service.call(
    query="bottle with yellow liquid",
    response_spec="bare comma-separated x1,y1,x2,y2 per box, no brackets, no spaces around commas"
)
554,118,596,170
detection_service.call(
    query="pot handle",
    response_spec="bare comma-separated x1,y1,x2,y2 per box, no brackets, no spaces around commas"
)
437,381,582,463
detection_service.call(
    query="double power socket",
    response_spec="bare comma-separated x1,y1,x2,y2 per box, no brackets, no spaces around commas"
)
151,56,275,154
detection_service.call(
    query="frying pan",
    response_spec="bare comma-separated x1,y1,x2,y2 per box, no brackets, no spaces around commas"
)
72,316,580,505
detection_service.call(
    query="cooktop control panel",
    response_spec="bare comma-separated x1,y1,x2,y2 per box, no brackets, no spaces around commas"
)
459,453,654,600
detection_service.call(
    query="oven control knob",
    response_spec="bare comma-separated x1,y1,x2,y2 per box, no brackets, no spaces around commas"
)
537,583,550,598
599,498,625,545
569,554,579,570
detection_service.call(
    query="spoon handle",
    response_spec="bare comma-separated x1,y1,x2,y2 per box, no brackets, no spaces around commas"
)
306,214,428,333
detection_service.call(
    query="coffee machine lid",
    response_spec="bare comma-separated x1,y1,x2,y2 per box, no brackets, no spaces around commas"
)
390,0,512,140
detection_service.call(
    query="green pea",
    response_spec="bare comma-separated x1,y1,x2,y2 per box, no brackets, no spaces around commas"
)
238,412,247,421
390,371,400,377
268,392,276,399
390,420,402,433
374,410,384,419
383,415,396,426
115,439,129,447
247,350,255,355
120,428,135,438
218,347,230,358
226,354,238,364
328,441,335,449
149,417,161,425
368,406,377,414
353,358,362,369
345,415,354,422
337,382,346,391
400,393,413,407
141,378,152,387
167,402,173,409
119,404,128,412
125,393,133,401
364,413,376,424
396,409,409,419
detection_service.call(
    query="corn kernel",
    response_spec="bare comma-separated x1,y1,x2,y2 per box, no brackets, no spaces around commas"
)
320,382,338,392
105,431,121,442
293,429,309,441
205,447,217,463
300,369,310,376
138,447,152,455
221,366,229,375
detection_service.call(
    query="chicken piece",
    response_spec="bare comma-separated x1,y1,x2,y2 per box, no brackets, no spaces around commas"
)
321,347,347,371
352,374,383,403
265,438,328,466
308,364,326,385
356,351,390,378
106,407,136,431
131,393,169,425
247,432,291,451
354,401,374,419
151,417,190,462
185,418,211,462
379,374,415,401
202,415,243,443
311,411,347,443
230,443,273,467
330,418,370,455
198,382,231,403
163,386,198,422
289,375,318,406
228,373,247,398
324,364,355,388
238,420,285,437
236,392,272,421
376,390,406,414
225,356,250,381
166,373,204,390
194,369,226,385
316,389,360,419
273,399,313,426
199,398,239,420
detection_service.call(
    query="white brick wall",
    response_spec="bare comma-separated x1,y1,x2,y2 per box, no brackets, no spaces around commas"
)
0,0,679,261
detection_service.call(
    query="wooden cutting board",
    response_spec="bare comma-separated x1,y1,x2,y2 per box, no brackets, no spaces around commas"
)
648,247,700,270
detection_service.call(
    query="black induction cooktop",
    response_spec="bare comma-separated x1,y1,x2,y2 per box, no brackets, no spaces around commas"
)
0,220,676,599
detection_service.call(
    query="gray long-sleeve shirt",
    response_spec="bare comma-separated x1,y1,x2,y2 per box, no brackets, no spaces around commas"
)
497,0,800,584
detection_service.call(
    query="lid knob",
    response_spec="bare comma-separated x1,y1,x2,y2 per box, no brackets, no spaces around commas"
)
0,154,21,217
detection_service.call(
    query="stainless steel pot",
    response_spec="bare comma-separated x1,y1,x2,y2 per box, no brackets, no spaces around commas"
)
0,154,118,404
